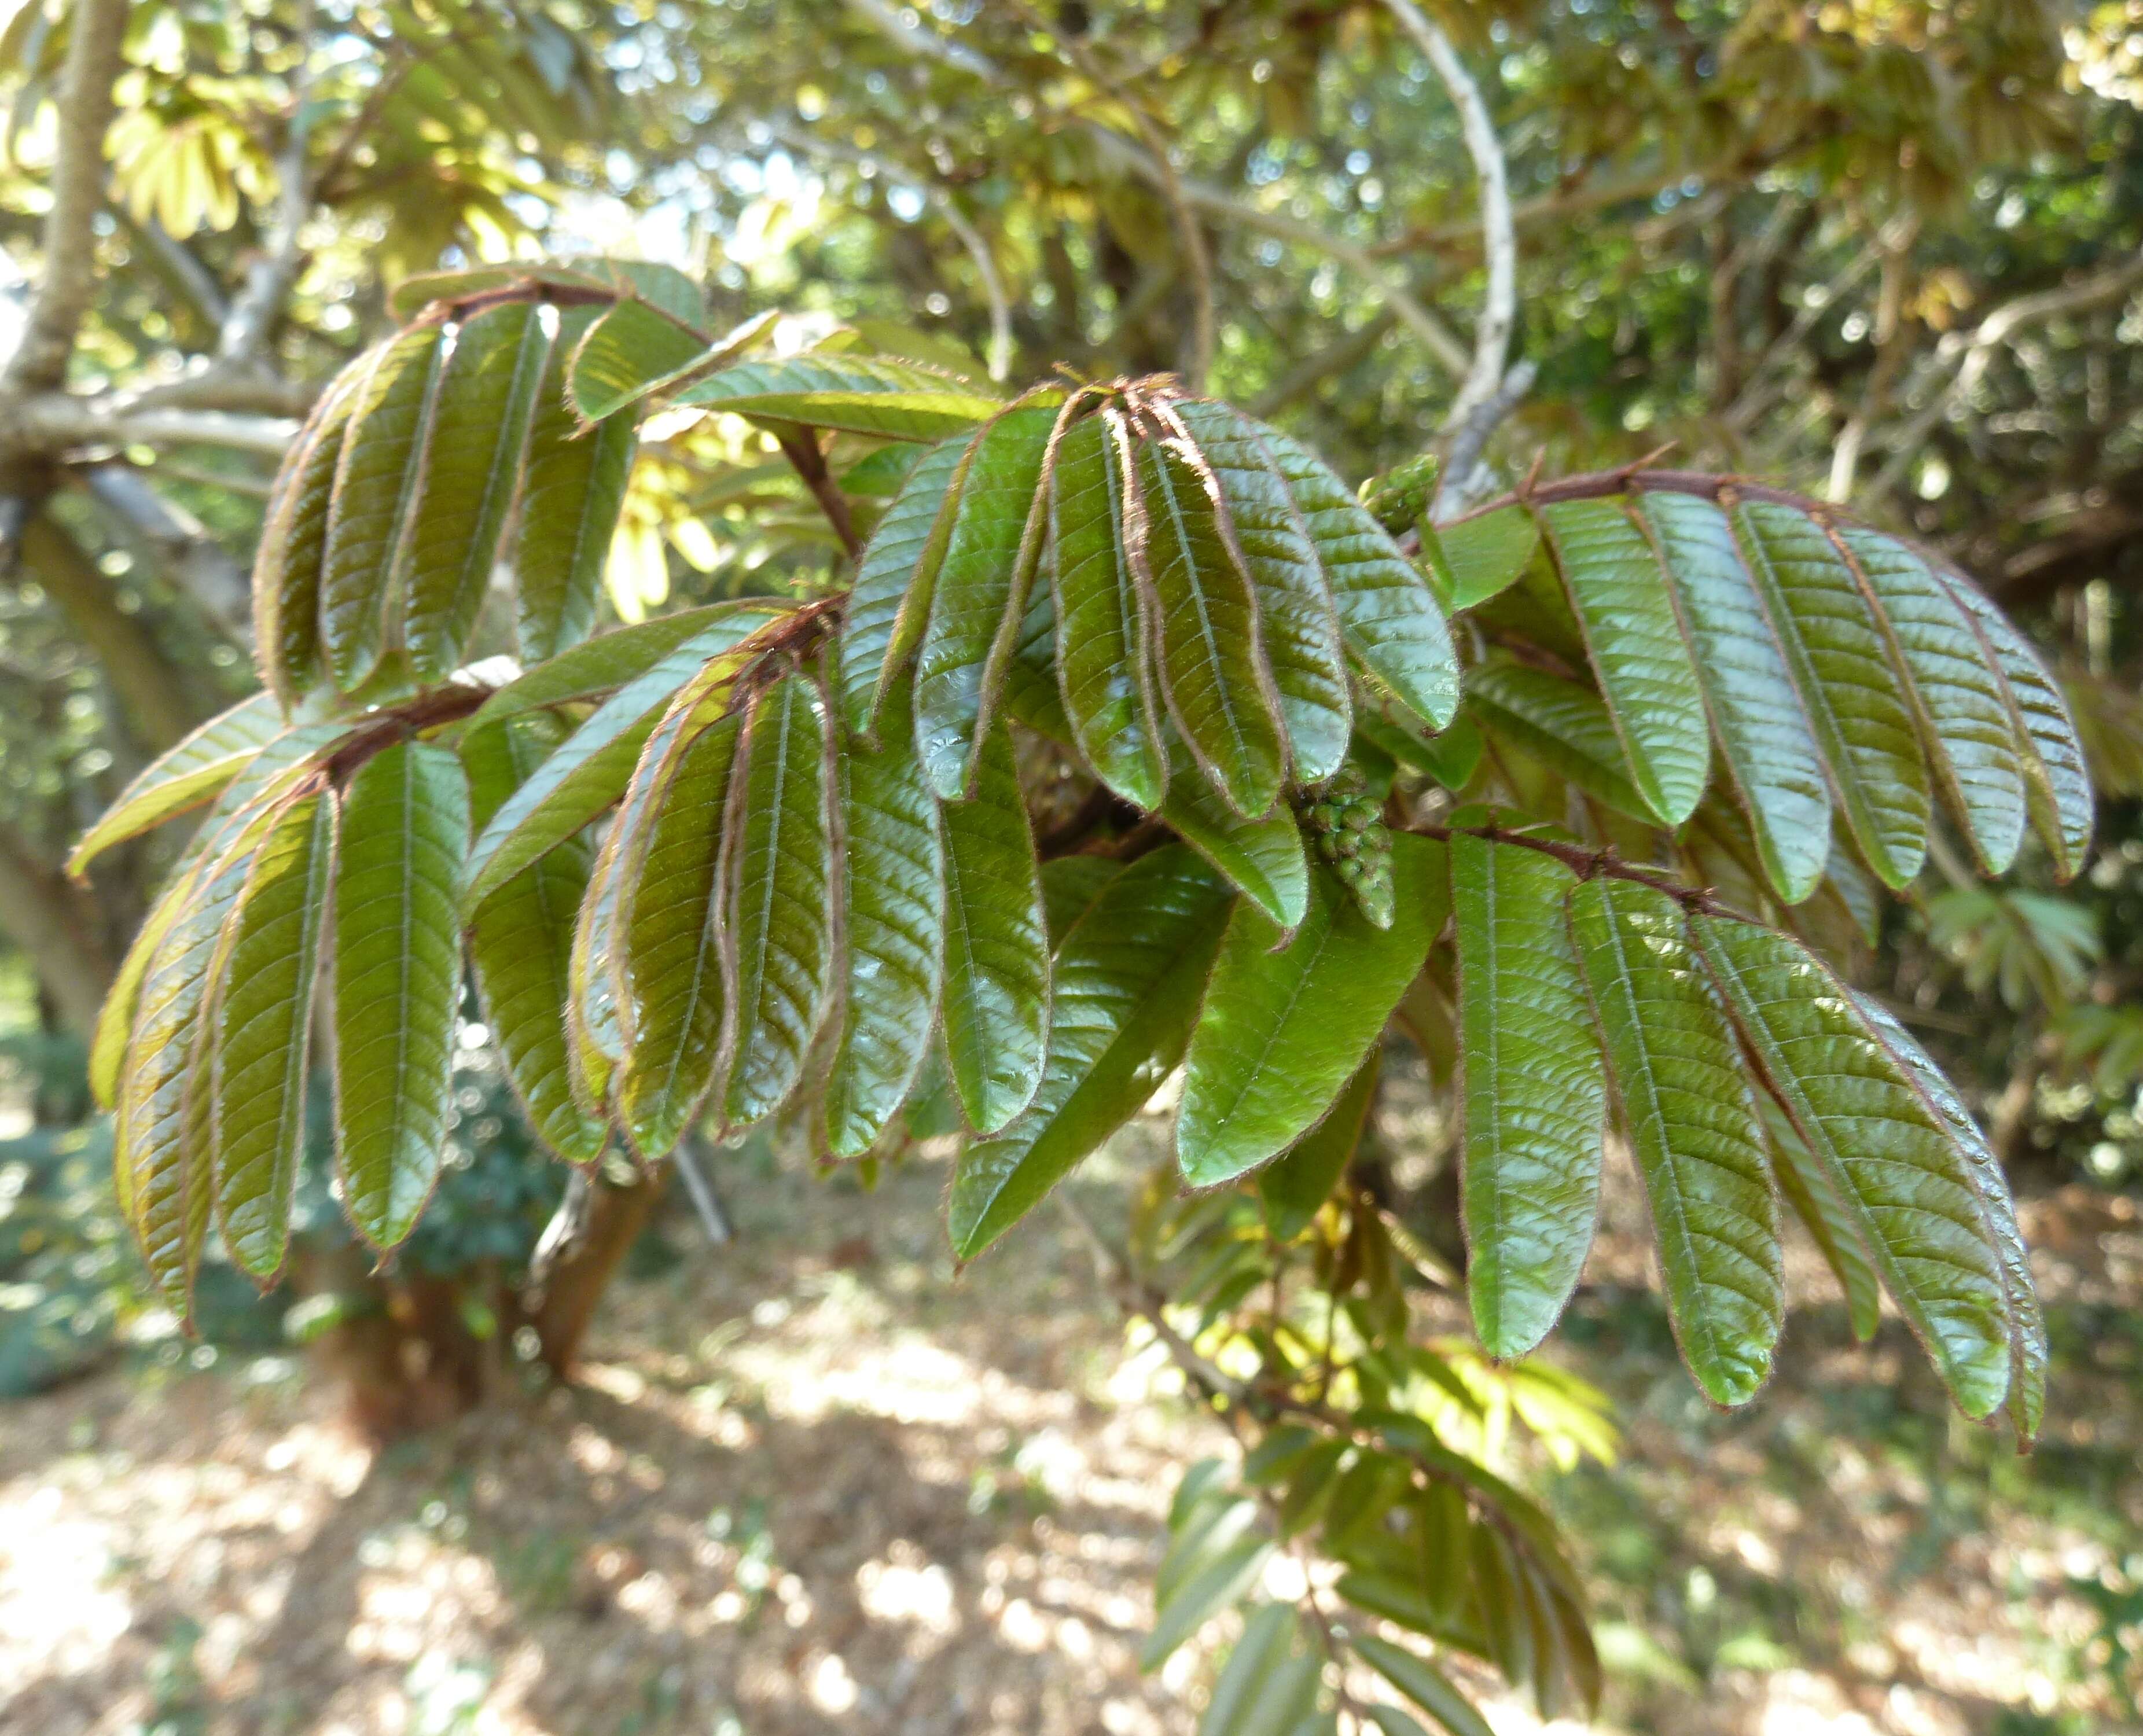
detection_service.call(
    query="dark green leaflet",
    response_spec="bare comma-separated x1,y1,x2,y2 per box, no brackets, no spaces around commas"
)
1428,503,1539,612
1041,855,1124,944
1762,1099,1882,1342
938,722,1051,1134
1047,408,1167,809
1539,496,1711,825
1252,425,1461,732
466,722,608,1164
210,788,335,1281
1158,765,1311,933
1937,567,2095,879
1693,914,2012,1418
1258,1051,1378,1242
331,741,469,1250
255,374,359,705
1453,834,1606,1359
1134,434,1286,818
723,675,836,1127
516,304,638,664
950,848,1232,1259
321,325,445,692
1729,498,1929,888
1464,660,1653,822
1832,524,2028,877
1637,491,1832,903
1177,835,1442,1186
405,300,551,681
913,404,1058,799
1567,878,1781,1406
837,433,973,737
617,712,744,1161
1167,399,1351,783
823,678,944,1157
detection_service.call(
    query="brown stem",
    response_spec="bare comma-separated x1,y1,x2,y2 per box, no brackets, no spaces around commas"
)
775,428,861,560
1407,818,1725,912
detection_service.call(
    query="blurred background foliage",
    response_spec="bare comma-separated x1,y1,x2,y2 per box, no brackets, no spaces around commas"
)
1,0,2141,1727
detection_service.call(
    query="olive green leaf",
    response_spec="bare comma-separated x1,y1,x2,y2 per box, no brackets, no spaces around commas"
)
209,786,335,1281
1253,425,1460,733
330,740,469,1250
321,325,446,692
1259,1051,1378,1242
1427,503,1539,613
1833,524,2028,877
1761,1099,1883,1343
567,819,629,1117
1041,855,1124,944
1178,834,1442,1186
837,433,973,735
951,847,1232,1259
1047,406,1168,809
1353,1633,1495,1736
569,302,775,423
938,721,1052,1134
405,300,550,681
617,711,744,1160
1539,496,1711,825
1852,992,2047,1441
1567,878,1782,1406
723,673,836,1126
824,678,944,1157
253,373,360,705
1637,491,1831,903
1465,660,1652,822
1159,763,1311,932
515,303,638,663
1728,498,1929,888
1201,1605,1322,1736
1692,913,2012,1418
669,354,1005,440
1453,834,1606,1360
68,692,284,877
1168,399,1351,783
914,403,1058,797
1134,432,1286,817
1938,568,2095,879
466,722,608,1165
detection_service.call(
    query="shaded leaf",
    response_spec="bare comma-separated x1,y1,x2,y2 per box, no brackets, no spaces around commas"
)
472,600,791,731
1465,660,1651,822
1159,762,1310,931
837,433,973,735
1259,1051,1377,1241
253,375,359,705
1762,1099,1883,1342
1429,503,1539,612
1353,1634,1494,1736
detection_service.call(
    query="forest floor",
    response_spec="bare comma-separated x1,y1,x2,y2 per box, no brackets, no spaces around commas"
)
3,1127,2140,1736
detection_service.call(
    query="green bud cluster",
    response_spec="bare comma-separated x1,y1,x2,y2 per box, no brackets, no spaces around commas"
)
1297,779,1396,929
1359,451,1441,537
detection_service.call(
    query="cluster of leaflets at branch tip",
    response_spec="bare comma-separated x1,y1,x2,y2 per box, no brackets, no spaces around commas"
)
65,263,2079,1460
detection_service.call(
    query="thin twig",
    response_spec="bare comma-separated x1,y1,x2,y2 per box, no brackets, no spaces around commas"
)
774,428,861,560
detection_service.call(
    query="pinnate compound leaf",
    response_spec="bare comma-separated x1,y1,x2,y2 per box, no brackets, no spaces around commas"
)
1135,433,1286,817
950,847,1231,1259
1160,767,1311,932
1352,1634,1494,1736
1636,491,1831,903
1567,878,1782,1406
1169,399,1351,782
1178,834,1442,1187
516,303,637,663
838,433,972,735
670,354,1004,440
321,325,445,692
1254,425,1460,731
824,678,944,1157
618,712,743,1160
1729,498,1929,888
1851,994,2047,1441
1938,569,2094,878
1258,1051,1377,1242
69,692,283,876
1692,913,2012,1418
405,300,550,681
331,741,468,1250
466,724,608,1164
914,404,1058,797
1833,525,2028,877
938,722,1051,1134
1047,408,1167,808
1453,834,1606,1359
254,374,359,704
1539,496,1710,825
210,788,335,1279
723,674,836,1126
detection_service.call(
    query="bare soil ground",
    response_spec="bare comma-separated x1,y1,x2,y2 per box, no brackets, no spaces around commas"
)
3,1141,2139,1736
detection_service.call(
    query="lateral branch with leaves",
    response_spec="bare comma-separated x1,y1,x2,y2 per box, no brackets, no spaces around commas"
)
76,262,2089,1735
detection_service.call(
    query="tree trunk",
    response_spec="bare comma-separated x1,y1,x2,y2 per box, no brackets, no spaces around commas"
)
529,1168,663,1381
0,830,116,1035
